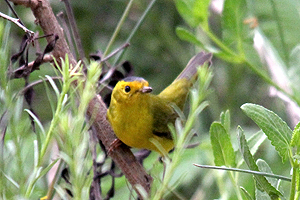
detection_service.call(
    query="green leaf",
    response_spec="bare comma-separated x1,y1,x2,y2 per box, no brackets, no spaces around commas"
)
210,122,236,167
256,189,272,200
220,110,231,133
256,159,278,189
174,0,210,28
241,103,292,162
36,158,60,180
238,126,282,199
1,171,19,189
192,0,210,29
248,130,267,156
237,130,267,167
214,51,243,63
175,27,203,47
222,0,249,52
240,186,254,200
174,0,199,27
291,121,300,147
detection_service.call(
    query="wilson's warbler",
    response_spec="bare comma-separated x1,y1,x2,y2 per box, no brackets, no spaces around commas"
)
107,52,212,155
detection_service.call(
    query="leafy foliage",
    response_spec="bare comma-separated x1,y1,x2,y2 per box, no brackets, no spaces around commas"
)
174,0,300,198
241,103,292,162
210,122,236,167
238,127,281,199
2,0,300,199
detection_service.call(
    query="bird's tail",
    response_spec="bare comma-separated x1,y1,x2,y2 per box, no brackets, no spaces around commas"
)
175,52,212,81
158,52,212,109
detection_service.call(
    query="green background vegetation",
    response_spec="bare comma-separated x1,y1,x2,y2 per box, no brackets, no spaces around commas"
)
1,0,300,199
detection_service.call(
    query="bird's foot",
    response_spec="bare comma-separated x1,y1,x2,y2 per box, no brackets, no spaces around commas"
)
107,138,123,155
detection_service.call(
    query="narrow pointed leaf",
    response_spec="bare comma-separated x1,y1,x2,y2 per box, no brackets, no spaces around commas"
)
247,130,267,156
175,0,199,27
238,126,282,199
176,27,203,47
256,189,271,200
241,103,292,162
222,0,250,50
256,159,278,188
237,130,267,167
291,121,300,147
240,186,254,200
175,0,210,28
210,122,236,167
220,110,231,133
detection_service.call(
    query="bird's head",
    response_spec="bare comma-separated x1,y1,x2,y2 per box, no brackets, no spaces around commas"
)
111,76,153,103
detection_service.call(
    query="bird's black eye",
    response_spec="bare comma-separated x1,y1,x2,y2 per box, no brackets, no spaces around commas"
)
124,86,131,93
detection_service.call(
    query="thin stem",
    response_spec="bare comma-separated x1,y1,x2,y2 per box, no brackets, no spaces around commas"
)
4,0,23,25
103,0,135,58
229,171,243,200
102,43,130,62
25,57,71,197
38,83,68,165
0,11,34,36
289,166,297,200
89,130,102,200
153,115,194,200
205,29,241,61
194,164,291,182
19,76,62,95
62,0,85,61
25,82,69,197
152,151,180,200
40,57,76,165
153,67,211,200
46,160,65,200
57,12,76,59
269,0,288,64
113,0,157,65
295,191,300,200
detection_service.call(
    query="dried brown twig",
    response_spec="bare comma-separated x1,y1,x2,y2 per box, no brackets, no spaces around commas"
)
0,11,34,36
61,0,85,61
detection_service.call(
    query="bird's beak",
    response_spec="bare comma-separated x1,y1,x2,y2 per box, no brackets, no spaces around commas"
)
141,86,152,93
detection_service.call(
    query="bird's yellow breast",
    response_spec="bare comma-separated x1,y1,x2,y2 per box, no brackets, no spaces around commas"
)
108,93,152,147
107,84,174,155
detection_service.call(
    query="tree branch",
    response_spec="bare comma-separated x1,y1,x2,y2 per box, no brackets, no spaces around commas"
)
0,11,34,35
8,0,152,198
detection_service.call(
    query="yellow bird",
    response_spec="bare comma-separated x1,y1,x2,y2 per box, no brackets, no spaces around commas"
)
107,52,212,155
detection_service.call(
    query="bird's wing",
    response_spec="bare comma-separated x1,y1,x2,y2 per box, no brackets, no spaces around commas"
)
151,96,177,140
152,52,212,139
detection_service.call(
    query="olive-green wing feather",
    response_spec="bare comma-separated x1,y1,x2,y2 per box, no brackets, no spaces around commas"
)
151,95,177,140
152,52,212,139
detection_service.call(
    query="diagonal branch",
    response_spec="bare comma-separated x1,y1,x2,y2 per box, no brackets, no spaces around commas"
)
8,0,152,198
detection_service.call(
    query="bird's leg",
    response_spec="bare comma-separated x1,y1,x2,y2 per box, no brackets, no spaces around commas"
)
107,138,123,154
